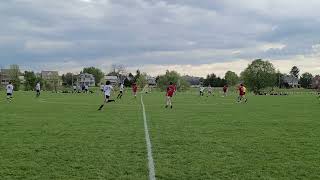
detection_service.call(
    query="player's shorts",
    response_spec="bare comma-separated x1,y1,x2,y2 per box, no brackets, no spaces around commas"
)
120,91,123,94
36,90,40,93
7,93,12,96
105,95,110,99
167,92,174,97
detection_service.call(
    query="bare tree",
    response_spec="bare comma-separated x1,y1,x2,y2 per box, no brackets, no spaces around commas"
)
110,64,128,83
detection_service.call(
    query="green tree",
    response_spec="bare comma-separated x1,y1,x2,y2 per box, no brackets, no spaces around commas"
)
290,66,300,78
83,67,104,86
24,71,37,91
300,72,313,88
62,73,77,86
241,59,277,93
134,70,141,82
224,71,239,86
9,64,21,91
275,71,286,88
157,70,190,91
203,74,227,87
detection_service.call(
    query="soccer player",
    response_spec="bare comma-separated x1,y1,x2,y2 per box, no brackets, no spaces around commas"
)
6,82,14,101
98,81,115,111
117,83,124,99
35,82,41,97
223,85,228,97
207,85,213,96
165,82,175,109
237,84,248,103
132,83,138,98
199,86,205,96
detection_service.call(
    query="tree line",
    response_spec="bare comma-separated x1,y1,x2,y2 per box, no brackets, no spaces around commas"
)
2,60,319,92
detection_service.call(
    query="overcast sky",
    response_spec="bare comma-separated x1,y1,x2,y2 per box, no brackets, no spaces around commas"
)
1,0,320,77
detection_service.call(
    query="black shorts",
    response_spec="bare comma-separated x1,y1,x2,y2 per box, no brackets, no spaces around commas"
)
105,95,110,99
120,91,123,94
36,90,40,93
7,93,12,96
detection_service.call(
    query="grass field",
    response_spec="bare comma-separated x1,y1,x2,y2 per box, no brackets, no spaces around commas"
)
1,90,320,179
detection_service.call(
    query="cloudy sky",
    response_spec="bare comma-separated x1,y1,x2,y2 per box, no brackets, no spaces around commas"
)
1,0,320,77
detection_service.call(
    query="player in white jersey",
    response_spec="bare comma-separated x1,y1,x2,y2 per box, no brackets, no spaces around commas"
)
207,85,213,97
35,82,41,97
199,86,205,96
98,81,115,111
6,82,14,101
117,83,124,99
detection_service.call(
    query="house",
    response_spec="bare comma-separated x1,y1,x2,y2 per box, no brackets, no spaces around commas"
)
183,75,201,86
78,73,95,87
0,69,11,85
147,76,157,86
105,76,119,85
41,71,59,80
41,71,62,85
312,75,320,90
283,75,300,88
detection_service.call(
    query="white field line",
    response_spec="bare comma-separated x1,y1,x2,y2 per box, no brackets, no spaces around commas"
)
141,95,156,180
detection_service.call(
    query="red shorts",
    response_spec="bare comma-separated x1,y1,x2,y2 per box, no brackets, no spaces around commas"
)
167,92,174,97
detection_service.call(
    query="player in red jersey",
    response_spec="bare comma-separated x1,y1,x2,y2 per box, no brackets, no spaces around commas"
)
165,82,175,109
132,83,138,98
223,85,228,97
237,84,247,103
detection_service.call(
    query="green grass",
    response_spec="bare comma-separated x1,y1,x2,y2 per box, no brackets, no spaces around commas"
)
1,90,320,179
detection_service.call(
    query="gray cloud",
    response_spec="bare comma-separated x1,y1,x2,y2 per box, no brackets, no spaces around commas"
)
0,0,320,75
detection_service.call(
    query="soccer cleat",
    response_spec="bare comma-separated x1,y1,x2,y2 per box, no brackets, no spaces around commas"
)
170,105,173,109
165,105,168,108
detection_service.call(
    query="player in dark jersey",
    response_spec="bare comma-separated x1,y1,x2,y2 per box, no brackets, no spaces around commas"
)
223,85,228,97
165,82,175,109
132,83,138,98
237,84,247,103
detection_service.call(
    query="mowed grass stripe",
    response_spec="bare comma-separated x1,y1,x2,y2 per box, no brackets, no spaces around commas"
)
142,92,320,180
0,92,148,179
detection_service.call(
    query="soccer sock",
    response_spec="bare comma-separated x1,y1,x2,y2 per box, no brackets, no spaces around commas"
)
98,104,104,110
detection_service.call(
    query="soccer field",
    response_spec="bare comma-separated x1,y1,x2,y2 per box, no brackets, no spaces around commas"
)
1,91,320,179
